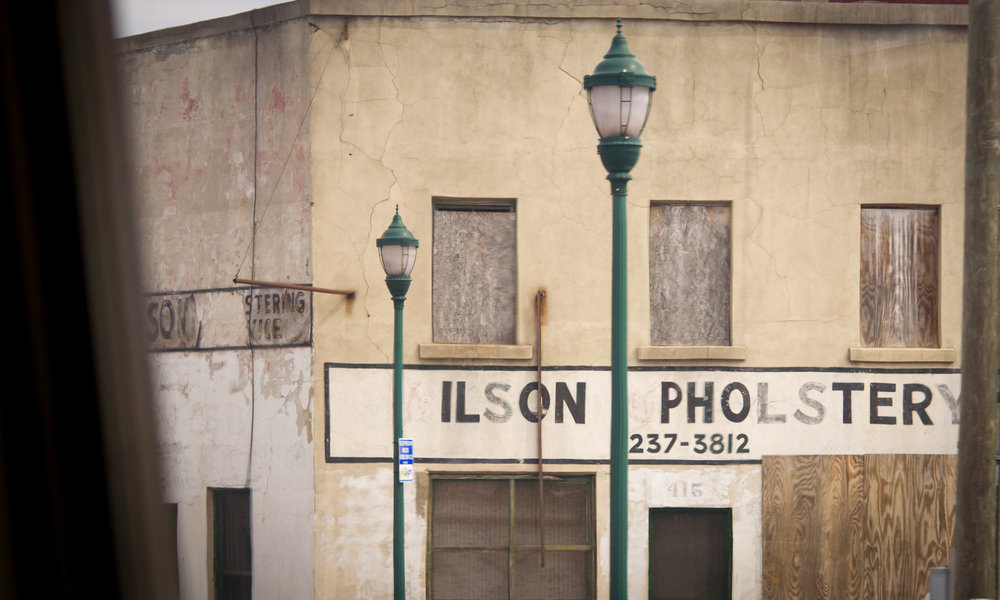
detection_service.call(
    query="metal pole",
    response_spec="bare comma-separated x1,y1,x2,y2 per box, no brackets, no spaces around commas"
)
393,296,405,600
535,290,546,568
232,277,355,298
609,174,630,600
955,0,1000,596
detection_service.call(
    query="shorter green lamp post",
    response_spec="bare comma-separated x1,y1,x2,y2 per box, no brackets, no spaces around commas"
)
583,18,655,600
376,206,419,600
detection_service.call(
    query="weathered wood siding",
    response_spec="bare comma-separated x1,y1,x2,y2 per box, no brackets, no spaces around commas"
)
649,203,731,346
860,207,939,347
432,204,517,344
763,454,955,600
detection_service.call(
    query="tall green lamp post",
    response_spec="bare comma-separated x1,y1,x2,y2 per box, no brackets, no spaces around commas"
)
376,206,419,600
583,19,655,600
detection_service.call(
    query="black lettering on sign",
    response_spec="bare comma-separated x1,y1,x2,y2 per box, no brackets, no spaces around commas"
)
519,382,550,423
687,382,713,424
146,294,199,348
794,382,825,424
455,381,479,423
146,302,159,341
936,384,960,424
756,382,785,423
720,382,750,423
903,383,933,425
159,300,175,339
660,382,682,424
484,382,512,423
555,382,585,424
870,382,896,425
441,381,452,423
832,382,864,424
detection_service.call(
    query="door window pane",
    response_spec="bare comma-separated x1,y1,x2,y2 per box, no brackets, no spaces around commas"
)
213,489,251,600
649,507,732,600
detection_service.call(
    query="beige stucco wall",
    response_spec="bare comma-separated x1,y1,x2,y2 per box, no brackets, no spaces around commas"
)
309,5,965,599
122,11,315,600
310,16,965,370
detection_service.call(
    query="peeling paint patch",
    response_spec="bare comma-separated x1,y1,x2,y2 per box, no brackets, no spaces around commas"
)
180,77,199,120
270,85,286,113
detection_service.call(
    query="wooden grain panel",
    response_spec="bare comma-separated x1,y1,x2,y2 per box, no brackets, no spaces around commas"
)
649,203,731,346
763,454,954,600
864,455,956,599
844,455,867,600
763,456,866,600
432,204,516,344
822,455,866,600
860,207,939,347
761,455,788,599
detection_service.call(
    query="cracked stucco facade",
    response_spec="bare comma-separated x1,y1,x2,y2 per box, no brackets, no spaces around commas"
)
308,8,964,599
121,1,967,598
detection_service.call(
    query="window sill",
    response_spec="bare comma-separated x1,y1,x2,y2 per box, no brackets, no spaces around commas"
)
637,345,747,361
848,347,956,363
419,343,533,360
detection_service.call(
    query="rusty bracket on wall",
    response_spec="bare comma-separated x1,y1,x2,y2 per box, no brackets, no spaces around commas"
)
536,289,546,568
233,277,355,299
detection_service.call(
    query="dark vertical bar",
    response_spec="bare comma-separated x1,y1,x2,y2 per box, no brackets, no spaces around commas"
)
955,0,1000,596
535,290,546,568
610,176,629,600
393,300,405,600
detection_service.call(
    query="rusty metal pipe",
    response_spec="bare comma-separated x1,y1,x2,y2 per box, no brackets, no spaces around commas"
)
233,277,355,299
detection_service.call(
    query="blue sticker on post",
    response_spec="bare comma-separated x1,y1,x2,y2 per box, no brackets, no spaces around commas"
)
398,438,414,482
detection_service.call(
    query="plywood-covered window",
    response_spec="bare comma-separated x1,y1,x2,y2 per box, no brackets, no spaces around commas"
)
433,200,517,344
860,207,939,347
648,507,732,599
429,476,594,600
649,203,731,346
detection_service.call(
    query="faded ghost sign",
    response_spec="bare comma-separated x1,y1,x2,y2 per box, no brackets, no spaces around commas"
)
243,288,310,345
325,364,960,462
146,293,200,349
146,286,312,351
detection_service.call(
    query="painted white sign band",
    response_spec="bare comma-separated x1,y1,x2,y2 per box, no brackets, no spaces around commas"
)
325,364,960,462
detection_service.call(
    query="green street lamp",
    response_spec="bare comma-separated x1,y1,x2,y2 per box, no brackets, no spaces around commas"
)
583,18,655,600
376,206,419,600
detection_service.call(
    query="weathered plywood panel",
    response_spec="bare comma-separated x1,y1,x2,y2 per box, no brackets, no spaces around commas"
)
762,455,865,600
763,454,955,600
649,203,731,346
432,206,517,344
864,454,956,599
860,208,939,347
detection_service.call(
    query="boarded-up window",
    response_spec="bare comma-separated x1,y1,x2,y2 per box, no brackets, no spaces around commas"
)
649,508,732,600
433,201,517,344
860,207,939,347
430,476,594,600
213,489,251,600
649,203,731,345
